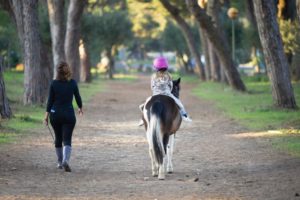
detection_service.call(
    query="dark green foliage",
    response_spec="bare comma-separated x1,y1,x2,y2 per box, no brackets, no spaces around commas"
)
161,20,188,54
219,1,260,64
38,4,52,46
160,20,200,54
0,10,20,68
82,11,133,65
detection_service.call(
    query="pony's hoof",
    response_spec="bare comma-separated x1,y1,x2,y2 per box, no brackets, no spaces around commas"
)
158,176,165,180
167,167,173,174
152,173,158,177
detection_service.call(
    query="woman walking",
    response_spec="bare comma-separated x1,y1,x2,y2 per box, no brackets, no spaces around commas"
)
44,62,83,172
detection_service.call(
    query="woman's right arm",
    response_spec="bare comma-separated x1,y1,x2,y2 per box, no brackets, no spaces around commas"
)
46,82,54,113
44,82,54,125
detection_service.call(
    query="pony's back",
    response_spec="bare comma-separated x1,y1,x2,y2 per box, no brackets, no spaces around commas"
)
145,95,181,134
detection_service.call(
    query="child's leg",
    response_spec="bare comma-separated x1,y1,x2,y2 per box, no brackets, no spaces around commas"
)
168,94,192,122
168,94,187,115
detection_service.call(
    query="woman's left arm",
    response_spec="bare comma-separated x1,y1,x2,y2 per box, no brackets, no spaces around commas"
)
74,81,83,115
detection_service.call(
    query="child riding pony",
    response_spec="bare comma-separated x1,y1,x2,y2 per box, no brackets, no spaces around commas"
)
140,56,191,180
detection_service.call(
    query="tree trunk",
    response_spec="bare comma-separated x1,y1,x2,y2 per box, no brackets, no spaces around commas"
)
23,0,47,105
208,41,221,81
253,0,297,109
4,0,50,105
65,0,86,82
245,0,257,26
297,0,300,22
199,27,211,80
9,0,25,51
0,56,12,119
178,52,190,73
278,0,297,20
79,39,92,83
159,0,205,80
206,0,222,82
47,0,66,78
106,48,114,80
186,0,246,91
40,43,53,99
292,50,300,81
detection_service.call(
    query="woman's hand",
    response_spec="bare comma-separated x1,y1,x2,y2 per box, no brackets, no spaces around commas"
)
44,112,49,126
78,108,83,116
44,118,48,126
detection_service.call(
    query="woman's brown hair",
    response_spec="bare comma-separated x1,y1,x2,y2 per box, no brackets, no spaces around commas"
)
56,62,72,81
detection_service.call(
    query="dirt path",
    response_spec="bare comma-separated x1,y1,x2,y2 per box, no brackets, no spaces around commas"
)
0,75,300,200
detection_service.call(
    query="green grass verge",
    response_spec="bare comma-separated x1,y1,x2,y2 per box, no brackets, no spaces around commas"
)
95,73,138,82
172,72,199,83
193,76,300,156
0,71,106,144
271,130,300,157
193,78,300,130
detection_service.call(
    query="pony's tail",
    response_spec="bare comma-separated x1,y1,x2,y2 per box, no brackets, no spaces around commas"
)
150,102,165,165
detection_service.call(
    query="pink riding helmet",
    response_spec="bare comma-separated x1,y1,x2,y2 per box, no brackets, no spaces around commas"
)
153,56,168,71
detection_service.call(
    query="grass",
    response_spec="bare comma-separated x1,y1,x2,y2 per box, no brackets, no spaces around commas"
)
94,72,138,82
172,72,199,83
271,129,300,157
112,73,138,82
0,70,106,144
193,75,300,156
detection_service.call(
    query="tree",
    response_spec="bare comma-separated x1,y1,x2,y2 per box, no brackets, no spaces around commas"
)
199,27,211,79
0,56,12,118
7,0,51,105
253,0,297,108
159,0,206,80
0,0,52,105
206,0,222,82
23,0,44,104
297,0,300,22
127,0,168,59
65,0,86,82
161,21,194,72
82,11,133,79
0,8,20,69
277,0,297,20
186,0,246,91
47,0,66,78
79,39,91,82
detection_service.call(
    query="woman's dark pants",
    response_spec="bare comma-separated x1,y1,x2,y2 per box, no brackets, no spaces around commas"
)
50,108,76,148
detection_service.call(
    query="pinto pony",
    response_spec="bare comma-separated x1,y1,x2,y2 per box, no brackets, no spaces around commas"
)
142,78,182,180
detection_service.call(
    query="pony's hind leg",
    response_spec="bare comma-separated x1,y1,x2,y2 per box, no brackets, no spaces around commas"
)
158,159,166,180
167,134,175,173
149,149,158,177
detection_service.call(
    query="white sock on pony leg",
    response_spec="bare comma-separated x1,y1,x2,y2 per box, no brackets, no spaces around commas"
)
167,134,175,173
149,149,158,177
158,158,166,180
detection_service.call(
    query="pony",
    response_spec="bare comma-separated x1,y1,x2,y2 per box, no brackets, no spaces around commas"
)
142,78,182,180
